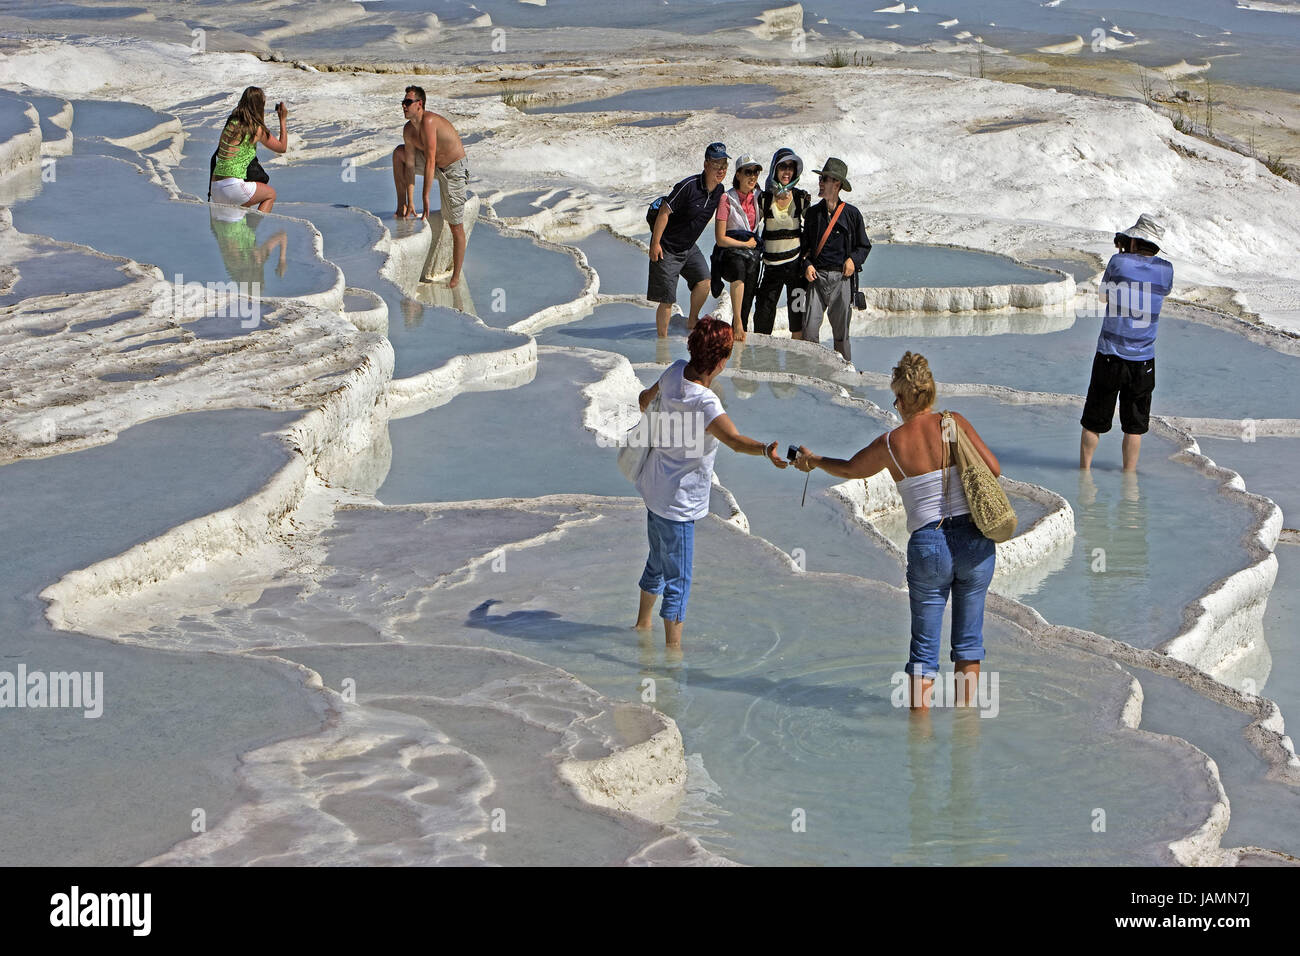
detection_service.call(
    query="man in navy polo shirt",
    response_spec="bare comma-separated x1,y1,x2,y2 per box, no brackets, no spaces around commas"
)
1080,214,1174,472
648,143,729,337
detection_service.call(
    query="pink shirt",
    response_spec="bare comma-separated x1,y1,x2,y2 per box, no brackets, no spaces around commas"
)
717,188,758,230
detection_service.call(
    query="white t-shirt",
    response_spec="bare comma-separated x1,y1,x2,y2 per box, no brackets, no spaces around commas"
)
635,360,726,522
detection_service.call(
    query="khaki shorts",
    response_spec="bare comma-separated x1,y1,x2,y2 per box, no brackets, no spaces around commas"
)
435,157,470,225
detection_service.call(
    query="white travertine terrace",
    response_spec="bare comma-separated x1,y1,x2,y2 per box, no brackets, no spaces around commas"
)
4,24,1300,864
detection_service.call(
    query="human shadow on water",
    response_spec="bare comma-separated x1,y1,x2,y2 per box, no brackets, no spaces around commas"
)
464,599,895,718
548,320,658,344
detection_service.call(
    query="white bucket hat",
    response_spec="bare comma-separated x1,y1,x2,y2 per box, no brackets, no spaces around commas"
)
1119,213,1165,250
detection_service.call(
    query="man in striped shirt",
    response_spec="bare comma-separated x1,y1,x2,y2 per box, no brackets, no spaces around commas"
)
753,147,812,338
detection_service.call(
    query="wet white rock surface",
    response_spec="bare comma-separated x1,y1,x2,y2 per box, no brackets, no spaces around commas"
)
1,18,1298,865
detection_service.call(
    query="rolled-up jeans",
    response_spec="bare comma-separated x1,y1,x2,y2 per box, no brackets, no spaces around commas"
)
804,268,853,361
638,509,695,622
904,513,996,678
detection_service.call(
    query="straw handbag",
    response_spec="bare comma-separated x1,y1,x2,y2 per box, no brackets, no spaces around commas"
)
940,411,1017,543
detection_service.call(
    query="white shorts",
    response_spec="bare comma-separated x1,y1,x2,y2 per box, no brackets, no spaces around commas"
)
211,177,257,206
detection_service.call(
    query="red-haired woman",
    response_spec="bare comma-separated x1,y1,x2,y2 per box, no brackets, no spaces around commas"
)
633,317,787,647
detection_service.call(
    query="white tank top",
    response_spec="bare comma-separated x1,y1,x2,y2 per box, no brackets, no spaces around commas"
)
886,429,970,533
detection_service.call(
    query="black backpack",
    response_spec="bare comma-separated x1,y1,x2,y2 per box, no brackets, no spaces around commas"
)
646,195,667,229
758,188,808,222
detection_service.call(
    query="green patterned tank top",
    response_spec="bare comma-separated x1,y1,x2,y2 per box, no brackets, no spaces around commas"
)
212,123,257,180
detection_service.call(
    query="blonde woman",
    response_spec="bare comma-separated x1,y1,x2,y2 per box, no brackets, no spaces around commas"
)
794,352,1000,710
209,87,288,212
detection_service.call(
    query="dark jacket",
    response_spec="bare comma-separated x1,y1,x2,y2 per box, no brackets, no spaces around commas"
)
801,198,871,273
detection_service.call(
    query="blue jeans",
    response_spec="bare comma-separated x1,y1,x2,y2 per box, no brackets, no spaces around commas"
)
905,514,996,678
638,510,695,622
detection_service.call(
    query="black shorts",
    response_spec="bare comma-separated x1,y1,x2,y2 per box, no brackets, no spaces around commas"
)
647,245,709,304
1081,352,1155,435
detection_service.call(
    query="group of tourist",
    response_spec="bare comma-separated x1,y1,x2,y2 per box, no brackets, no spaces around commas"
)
637,144,1175,712
202,90,1175,712
648,143,870,362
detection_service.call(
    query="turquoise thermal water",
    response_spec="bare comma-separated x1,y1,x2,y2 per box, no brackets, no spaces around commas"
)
314,501,1217,865
11,154,339,301
848,310,1300,421
523,84,792,119
0,411,324,866
2,36,1296,865
68,98,171,142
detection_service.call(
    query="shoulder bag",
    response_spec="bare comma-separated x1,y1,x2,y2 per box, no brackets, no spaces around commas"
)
617,392,660,483
940,411,1017,542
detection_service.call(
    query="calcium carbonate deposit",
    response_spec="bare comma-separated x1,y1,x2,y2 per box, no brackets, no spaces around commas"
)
2,0,1300,866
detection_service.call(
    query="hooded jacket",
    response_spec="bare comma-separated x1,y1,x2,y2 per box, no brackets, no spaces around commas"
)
760,147,811,268
763,147,804,196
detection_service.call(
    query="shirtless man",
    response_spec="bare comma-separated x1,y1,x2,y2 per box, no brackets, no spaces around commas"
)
392,85,470,287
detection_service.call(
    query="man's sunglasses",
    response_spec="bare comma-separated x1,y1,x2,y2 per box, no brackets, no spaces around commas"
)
401,98,416,107
819,174,840,182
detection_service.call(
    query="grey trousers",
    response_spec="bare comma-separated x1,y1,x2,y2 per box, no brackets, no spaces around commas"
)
804,269,852,362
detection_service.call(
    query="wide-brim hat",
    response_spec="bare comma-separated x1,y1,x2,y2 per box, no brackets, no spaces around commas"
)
1119,213,1164,250
813,156,851,192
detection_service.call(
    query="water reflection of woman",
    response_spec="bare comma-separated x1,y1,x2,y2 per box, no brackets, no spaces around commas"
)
208,204,287,290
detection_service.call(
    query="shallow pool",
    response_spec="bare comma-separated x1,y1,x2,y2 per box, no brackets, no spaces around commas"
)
525,83,792,119
861,243,1055,288
11,154,339,301
0,409,323,865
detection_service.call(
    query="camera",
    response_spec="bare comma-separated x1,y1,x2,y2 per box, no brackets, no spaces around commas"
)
787,445,800,462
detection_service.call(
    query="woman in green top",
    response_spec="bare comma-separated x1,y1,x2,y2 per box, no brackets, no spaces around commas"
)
210,86,288,212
